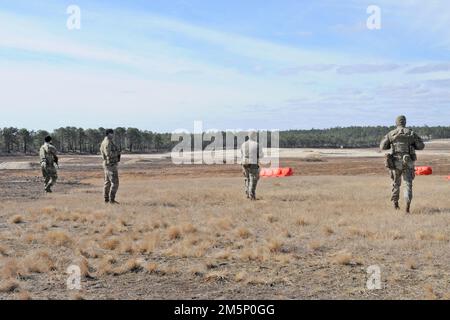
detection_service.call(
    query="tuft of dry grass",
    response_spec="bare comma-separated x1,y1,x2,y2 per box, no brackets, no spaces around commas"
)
323,226,334,236
9,215,24,224
116,217,130,227
0,245,9,256
79,257,91,278
347,227,373,238
137,233,161,254
234,271,248,283
167,226,182,240
16,291,32,300
433,233,449,242
78,243,99,259
214,249,231,260
264,214,278,223
405,259,418,270
415,231,431,241
22,233,39,244
239,247,268,262
332,250,353,265
308,240,324,252
113,258,143,275
151,221,161,229
187,265,206,277
214,218,233,230
236,227,251,239
40,206,57,215
181,223,197,234
266,238,284,253
71,293,85,300
1,259,22,279
275,254,293,264
390,230,404,240
295,217,309,226
144,262,158,274
118,237,135,254
21,250,55,274
424,284,439,300
0,280,19,293
101,237,120,251
204,270,228,282
96,255,116,276
102,224,117,237
157,265,178,275
46,231,72,247
184,234,200,246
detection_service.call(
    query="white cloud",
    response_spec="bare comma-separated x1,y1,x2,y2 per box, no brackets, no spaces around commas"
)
336,64,403,75
407,63,450,74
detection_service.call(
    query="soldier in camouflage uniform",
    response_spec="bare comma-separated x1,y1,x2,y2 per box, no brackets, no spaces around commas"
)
100,129,121,204
241,132,264,200
380,116,425,213
39,136,58,193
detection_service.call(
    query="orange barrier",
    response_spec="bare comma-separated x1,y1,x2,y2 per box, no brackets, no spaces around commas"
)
260,167,294,178
260,168,268,177
281,167,293,177
415,166,433,176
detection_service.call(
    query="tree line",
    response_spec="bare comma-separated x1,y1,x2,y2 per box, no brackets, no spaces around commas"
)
278,126,450,148
0,125,449,155
0,127,173,155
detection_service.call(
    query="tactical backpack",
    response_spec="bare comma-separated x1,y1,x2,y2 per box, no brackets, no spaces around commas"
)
390,128,417,161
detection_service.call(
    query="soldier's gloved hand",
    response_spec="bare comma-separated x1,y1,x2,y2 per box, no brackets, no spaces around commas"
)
41,162,47,169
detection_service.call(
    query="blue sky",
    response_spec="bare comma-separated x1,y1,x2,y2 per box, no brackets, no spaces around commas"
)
0,0,449,131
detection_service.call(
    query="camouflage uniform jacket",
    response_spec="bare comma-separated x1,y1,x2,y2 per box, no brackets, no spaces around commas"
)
100,137,121,167
39,143,58,167
380,126,425,160
241,140,264,166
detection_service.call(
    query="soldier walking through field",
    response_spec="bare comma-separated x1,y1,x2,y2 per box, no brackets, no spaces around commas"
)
100,129,121,204
39,135,59,193
241,131,264,201
380,116,425,213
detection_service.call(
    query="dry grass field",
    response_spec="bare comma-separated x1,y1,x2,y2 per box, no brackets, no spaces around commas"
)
0,142,449,300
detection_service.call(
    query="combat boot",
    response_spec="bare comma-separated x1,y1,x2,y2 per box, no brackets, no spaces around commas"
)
405,202,411,214
110,200,120,205
393,201,400,210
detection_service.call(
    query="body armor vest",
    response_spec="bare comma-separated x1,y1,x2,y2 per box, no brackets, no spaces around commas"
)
391,129,413,154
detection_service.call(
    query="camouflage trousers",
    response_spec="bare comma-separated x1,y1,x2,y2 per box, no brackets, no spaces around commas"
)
243,164,260,199
391,159,415,204
41,164,58,192
104,164,119,201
